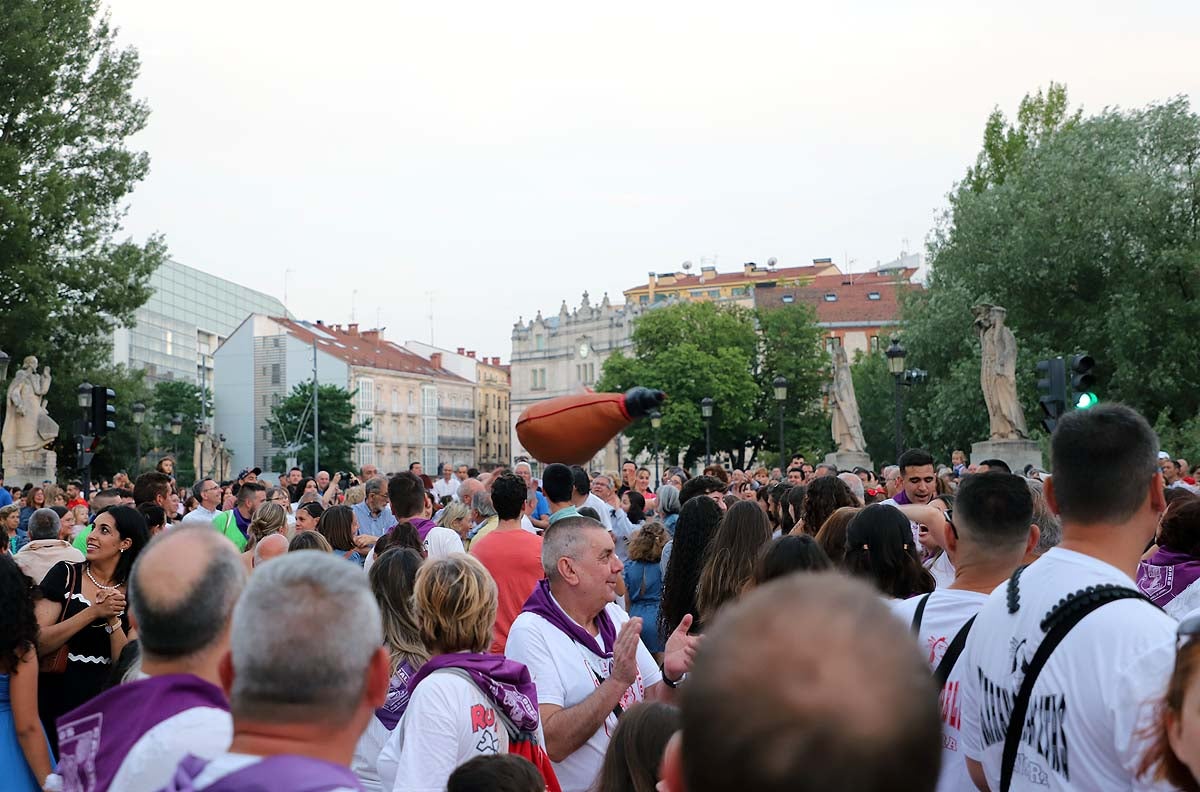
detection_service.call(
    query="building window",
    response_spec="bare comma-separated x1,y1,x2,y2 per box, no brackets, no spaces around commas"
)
640,295,649,305
781,295,795,304
825,336,843,353
708,290,719,298
391,388,399,413
730,287,747,297
423,417,438,445
357,378,375,413
535,334,545,351
869,335,881,353
868,292,881,301
422,385,437,415
824,293,838,302
270,363,280,385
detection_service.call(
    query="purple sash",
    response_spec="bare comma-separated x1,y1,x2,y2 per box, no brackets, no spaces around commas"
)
410,517,437,542
56,674,229,792
1137,548,1200,607
160,754,362,792
893,489,911,505
407,652,540,734
521,578,616,659
373,660,418,730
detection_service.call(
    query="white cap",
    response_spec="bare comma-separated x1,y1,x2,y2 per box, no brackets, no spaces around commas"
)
1158,451,1172,460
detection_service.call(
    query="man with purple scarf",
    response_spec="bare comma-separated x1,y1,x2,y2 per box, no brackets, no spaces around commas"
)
387,471,463,559
158,552,390,792
506,515,700,792
53,526,244,792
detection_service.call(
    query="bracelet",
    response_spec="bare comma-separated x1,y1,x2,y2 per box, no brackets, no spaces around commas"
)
659,665,687,688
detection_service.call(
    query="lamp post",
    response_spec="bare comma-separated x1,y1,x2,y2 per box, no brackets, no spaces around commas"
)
170,415,182,458
650,410,662,488
773,376,788,465
132,402,145,473
885,335,908,461
700,397,714,466
77,383,94,494
196,424,208,481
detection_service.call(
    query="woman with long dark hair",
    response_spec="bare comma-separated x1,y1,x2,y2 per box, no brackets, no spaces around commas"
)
843,504,934,599
34,505,149,752
317,504,365,566
659,496,723,639
696,501,773,624
593,702,680,792
794,476,857,537
0,555,53,791
622,491,646,529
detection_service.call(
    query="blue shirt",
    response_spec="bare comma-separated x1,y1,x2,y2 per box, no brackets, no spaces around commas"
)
533,491,551,519
352,500,398,537
548,505,580,525
0,488,12,508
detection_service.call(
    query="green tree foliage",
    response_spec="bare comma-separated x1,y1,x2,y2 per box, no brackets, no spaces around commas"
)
902,87,1200,460
80,363,151,478
597,301,829,468
849,350,923,468
756,305,831,462
268,382,369,476
0,0,165,467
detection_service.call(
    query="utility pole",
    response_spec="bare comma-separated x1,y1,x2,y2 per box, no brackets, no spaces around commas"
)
312,339,320,475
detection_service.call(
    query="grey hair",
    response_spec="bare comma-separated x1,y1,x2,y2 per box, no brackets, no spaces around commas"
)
229,551,381,723
881,465,900,481
192,478,214,501
471,491,497,519
364,477,386,497
541,515,606,580
28,507,61,541
837,473,865,504
1025,477,1062,556
515,461,532,473
130,526,247,660
656,484,681,515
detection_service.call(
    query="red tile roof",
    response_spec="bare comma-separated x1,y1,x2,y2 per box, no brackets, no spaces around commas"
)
271,318,471,382
624,263,838,295
754,269,921,324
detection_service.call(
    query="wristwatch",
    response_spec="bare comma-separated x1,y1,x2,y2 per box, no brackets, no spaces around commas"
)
104,620,122,634
661,668,687,688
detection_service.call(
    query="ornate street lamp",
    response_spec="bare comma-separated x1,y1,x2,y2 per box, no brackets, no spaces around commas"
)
885,336,908,460
132,402,146,472
700,397,714,466
170,414,182,458
650,410,662,488
773,376,788,464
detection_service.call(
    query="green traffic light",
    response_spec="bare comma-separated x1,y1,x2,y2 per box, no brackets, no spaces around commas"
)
1075,392,1098,409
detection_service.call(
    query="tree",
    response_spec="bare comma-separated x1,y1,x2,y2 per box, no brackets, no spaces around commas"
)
755,305,831,464
848,350,925,468
901,88,1200,460
78,363,152,478
0,0,165,469
268,382,369,476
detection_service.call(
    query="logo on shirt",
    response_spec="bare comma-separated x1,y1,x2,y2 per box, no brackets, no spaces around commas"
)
469,704,497,733
57,712,101,792
1139,564,1173,601
977,668,1071,781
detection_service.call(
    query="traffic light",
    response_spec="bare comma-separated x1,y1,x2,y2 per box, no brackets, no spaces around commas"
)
1069,354,1097,409
1036,357,1067,432
91,386,116,438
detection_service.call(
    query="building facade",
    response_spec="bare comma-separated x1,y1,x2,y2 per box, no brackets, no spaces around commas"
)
214,318,473,479
510,292,644,472
111,259,288,385
622,259,840,308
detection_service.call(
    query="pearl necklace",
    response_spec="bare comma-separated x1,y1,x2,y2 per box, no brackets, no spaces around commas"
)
85,564,119,592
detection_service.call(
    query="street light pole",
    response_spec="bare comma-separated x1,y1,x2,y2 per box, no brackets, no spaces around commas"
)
885,336,908,462
132,402,145,473
650,410,662,488
700,397,714,466
170,414,182,459
773,376,788,465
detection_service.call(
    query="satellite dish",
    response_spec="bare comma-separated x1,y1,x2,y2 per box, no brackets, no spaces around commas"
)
767,257,777,268
682,261,693,271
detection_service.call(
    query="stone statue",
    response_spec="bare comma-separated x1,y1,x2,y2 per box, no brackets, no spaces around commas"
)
973,304,1029,440
830,345,867,454
2,356,59,453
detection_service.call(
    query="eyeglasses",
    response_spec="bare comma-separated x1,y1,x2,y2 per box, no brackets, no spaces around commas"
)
1178,613,1200,649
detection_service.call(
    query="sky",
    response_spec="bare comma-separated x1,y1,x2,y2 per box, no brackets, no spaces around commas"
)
108,0,1200,362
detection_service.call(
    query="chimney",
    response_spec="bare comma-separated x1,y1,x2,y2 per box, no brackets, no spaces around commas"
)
457,347,465,355
467,351,476,359
316,319,325,326
743,262,755,275
430,352,442,370
347,323,359,335
361,329,381,343
491,356,500,365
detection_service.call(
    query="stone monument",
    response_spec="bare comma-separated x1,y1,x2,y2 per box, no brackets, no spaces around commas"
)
1,355,59,487
825,345,873,472
969,304,1043,472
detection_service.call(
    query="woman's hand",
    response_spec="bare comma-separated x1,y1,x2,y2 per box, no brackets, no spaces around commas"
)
90,590,126,620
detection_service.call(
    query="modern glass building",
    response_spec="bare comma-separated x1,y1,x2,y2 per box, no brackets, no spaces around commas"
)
111,259,288,384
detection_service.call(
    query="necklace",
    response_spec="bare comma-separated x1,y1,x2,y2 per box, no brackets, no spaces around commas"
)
85,563,119,591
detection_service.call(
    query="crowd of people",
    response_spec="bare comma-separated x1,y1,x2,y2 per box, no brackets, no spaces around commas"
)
4,403,1200,790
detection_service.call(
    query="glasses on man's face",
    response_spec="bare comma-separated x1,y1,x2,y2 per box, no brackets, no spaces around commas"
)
269,495,289,503
1178,613,1200,649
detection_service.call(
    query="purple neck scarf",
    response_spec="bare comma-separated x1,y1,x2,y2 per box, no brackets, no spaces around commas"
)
893,489,911,505
521,578,616,659
407,652,540,734
162,754,362,792
374,660,418,731
56,674,229,792
1137,548,1200,607
409,517,438,541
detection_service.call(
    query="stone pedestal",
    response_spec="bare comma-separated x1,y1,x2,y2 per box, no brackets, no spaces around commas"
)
825,450,873,473
2,448,57,489
970,439,1043,475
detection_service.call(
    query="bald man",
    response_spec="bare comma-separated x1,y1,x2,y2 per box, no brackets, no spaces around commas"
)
659,573,942,792
252,533,290,568
53,526,247,792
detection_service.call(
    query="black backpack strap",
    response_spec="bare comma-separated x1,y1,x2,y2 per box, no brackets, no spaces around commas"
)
910,592,932,635
999,585,1150,792
933,615,976,687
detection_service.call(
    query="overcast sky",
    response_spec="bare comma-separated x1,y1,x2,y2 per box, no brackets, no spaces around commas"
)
109,0,1198,361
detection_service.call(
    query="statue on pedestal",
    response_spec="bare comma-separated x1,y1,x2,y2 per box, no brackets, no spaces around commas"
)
830,345,867,454
972,304,1029,441
2,356,59,454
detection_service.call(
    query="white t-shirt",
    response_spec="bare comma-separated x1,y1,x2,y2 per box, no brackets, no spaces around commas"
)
519,515,539,534
890,589,989,792
583,493,613,530
433,477,460,501
378,669,539,792
186,753,359,792
925,552,956,590
101,705,231,792
180,506,219,526
505,599,662,792
424,525,465,559
959,548,1176,791
352,718,390,792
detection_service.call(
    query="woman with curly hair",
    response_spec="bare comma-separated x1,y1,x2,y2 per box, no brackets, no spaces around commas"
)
658,496,723,639
624,522,669,656
792,476,857,537
814,506,861,566
0,555,53,791
696,501,773,624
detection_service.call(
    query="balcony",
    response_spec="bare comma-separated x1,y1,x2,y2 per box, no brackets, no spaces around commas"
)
438,407,476,421
438,435,475,448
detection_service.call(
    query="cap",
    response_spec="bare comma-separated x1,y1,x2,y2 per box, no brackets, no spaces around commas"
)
1158,451,1172,460
238,467,262,479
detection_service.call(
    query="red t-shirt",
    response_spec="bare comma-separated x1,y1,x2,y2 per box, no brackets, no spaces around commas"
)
470,528,544,654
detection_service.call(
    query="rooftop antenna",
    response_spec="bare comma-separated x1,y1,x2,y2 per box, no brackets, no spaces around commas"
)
351,289,358,322
426,291,435,345
767,257,777,269
682,260,693,272
284,268,295,310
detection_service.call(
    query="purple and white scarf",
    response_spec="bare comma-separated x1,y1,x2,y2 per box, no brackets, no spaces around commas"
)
373,659,418,731
1138,547,1200,607
521,578,616,659
407,652,540,734
159,754,362,792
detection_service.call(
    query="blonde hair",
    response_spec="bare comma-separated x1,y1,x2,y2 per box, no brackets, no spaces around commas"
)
415,553,497,654
437,501,472,530
246,502,288,549
628,521,669,563
344,485,365,506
